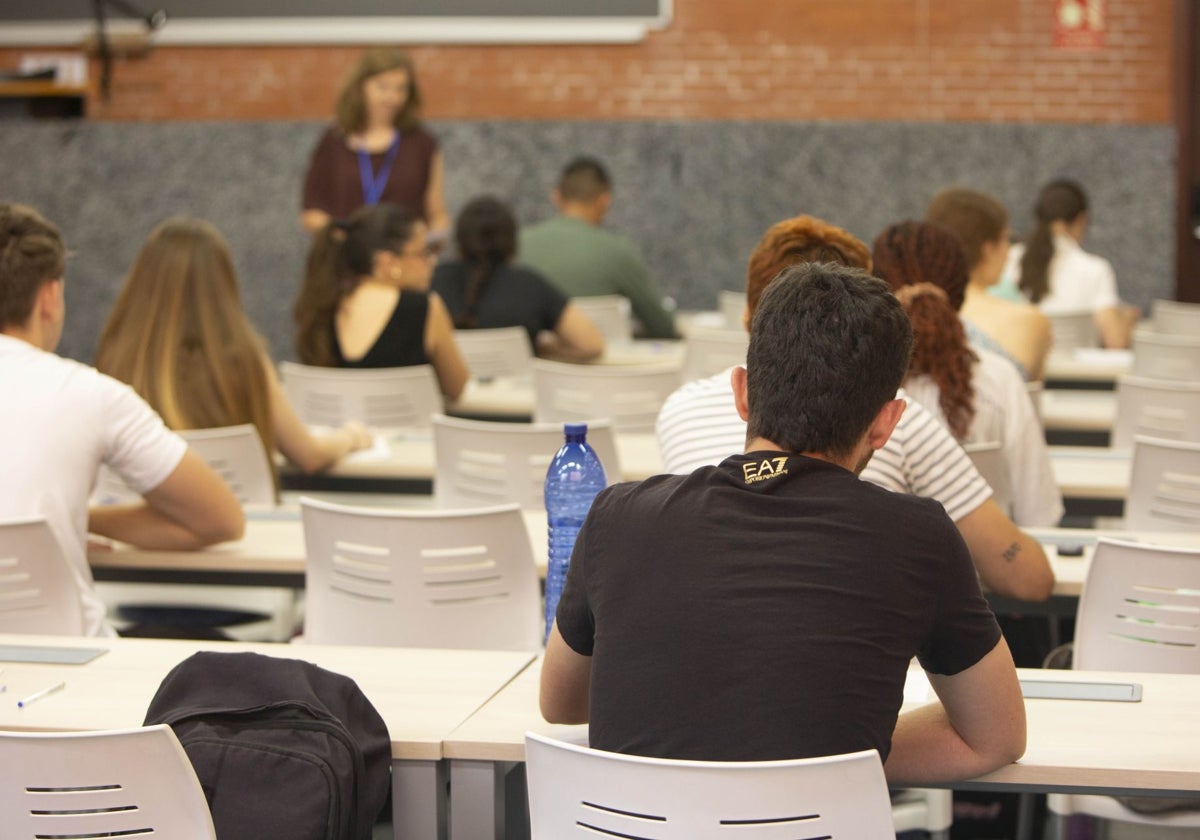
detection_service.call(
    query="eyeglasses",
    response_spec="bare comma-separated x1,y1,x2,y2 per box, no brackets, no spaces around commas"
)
397,242,442,260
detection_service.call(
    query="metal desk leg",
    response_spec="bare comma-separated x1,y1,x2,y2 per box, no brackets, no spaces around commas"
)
392,759,447,840
449,759,516,840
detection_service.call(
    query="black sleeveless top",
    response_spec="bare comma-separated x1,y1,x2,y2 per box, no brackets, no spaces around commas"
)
333,291,430,368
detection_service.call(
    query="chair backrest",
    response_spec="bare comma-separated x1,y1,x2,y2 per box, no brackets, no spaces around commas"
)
1131,330,1200,382
1048,310,1099,351
963,441,1012,516
93,423,275,507
0,518,84,635
718,289,745,329
301,497,541,650
524,733,895,839
1113,375,1200,449
682,326,748,382
1074,538,1200,674
432,414,620,509
1152,298,1200,335
1126,436,1200,531
532,359,683,433
280,362,440,428
573,295,632,343
0,724,216,839
452,326,533,380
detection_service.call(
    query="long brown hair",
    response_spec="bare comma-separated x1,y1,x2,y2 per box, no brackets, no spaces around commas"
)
294,203,420,365
335,47,422,134
95,217,275,457
871,221,977,439
452,196,517,330
1019,179,1087,303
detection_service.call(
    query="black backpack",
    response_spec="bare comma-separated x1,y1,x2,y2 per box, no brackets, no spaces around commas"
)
144,651,391,840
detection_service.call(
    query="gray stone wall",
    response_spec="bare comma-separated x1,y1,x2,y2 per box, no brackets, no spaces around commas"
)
0,118,1174,363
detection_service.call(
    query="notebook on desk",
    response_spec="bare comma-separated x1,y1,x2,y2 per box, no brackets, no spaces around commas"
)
0,645,108,665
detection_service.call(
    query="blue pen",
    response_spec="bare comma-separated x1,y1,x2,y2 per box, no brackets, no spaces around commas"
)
17,681,64,708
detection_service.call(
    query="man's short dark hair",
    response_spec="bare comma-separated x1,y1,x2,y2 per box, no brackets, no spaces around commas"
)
0,203,65,330
746,262,912,458
558,156,611,203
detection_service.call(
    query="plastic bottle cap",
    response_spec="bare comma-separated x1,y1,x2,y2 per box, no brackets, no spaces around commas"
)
563,422,588,439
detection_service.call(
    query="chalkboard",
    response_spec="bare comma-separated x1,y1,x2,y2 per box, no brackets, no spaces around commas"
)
0,0,671,45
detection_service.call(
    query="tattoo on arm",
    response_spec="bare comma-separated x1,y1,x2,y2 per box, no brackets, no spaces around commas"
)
1002,542,1021,563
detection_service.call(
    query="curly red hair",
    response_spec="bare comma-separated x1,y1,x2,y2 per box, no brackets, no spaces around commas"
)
871,220,977,439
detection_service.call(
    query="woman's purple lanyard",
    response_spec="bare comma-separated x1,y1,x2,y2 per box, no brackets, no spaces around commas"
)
357,132,401,206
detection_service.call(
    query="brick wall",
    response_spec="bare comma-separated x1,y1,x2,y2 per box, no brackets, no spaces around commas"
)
0,0,1173,123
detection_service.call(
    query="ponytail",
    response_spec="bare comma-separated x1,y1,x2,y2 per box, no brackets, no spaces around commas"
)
1019,179,1088,305
453,195,517,330
872,221,977,439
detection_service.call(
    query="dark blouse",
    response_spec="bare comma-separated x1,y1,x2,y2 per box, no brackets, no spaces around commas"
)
431,262,569,349
302,125,437,222
333,291,430,368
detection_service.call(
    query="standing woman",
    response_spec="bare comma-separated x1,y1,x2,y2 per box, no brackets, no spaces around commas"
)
294,202,468,401
1006,179,1139,348
301,47,449,239
872,220,1062,529
432,196,604,361
96,217,372,476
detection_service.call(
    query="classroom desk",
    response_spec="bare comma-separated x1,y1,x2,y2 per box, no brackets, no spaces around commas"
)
442,658,1200,840
1043,348,1133,391
0,633,535,840
1049,446,1130,518
1039,389,1115,447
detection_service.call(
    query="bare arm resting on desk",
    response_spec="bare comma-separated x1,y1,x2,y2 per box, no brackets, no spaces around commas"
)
88,449,245,549
956,499,1055,602
540,621,591,724
884,638,1026,786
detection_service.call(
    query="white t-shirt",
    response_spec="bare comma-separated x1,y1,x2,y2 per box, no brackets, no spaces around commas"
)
903,347,1064,528
1006,235,1120,314
654,370,992,523
0,334,187,635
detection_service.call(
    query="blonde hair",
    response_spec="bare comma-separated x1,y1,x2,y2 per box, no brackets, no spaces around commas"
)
335,47,422,135
95,217,275,459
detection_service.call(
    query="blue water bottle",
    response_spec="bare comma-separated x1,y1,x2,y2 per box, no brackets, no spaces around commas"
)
544,422,607,641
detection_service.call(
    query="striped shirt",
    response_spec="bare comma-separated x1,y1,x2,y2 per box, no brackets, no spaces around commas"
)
654,370,992,523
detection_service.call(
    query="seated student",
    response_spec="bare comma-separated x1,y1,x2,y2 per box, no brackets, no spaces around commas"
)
519,157,677,339
873,221,1063,530
544,263,1027,784
0,203,244,636
432,195,605,361
926,187,1051,381
295,202,468,401
96,217,373,476
656,215,1054,602
1007,179,1140,349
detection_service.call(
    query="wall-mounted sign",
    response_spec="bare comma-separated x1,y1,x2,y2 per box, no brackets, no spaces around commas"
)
1054,0,1105,50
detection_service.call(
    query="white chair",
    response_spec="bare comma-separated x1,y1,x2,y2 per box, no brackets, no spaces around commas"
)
0,517,84,635
964,441,1013,517
718,289,745,329
1152,298,1200,335
1112,375,1200,448
532,359,683,433
0,725,216,839
1126,436,1200,531
1131,329,1200,382
573,295,633,343
453,326,533,380
682,326,748,382
280,362,440,428
432,414,619,509
1048,539,1200,835
1048,310,1099,351
524,732,896,838
301,497,541,650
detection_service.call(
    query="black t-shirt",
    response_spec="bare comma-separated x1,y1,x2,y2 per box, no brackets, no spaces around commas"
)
430,261,568,349
333,291,429,368
555,451,1002,763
